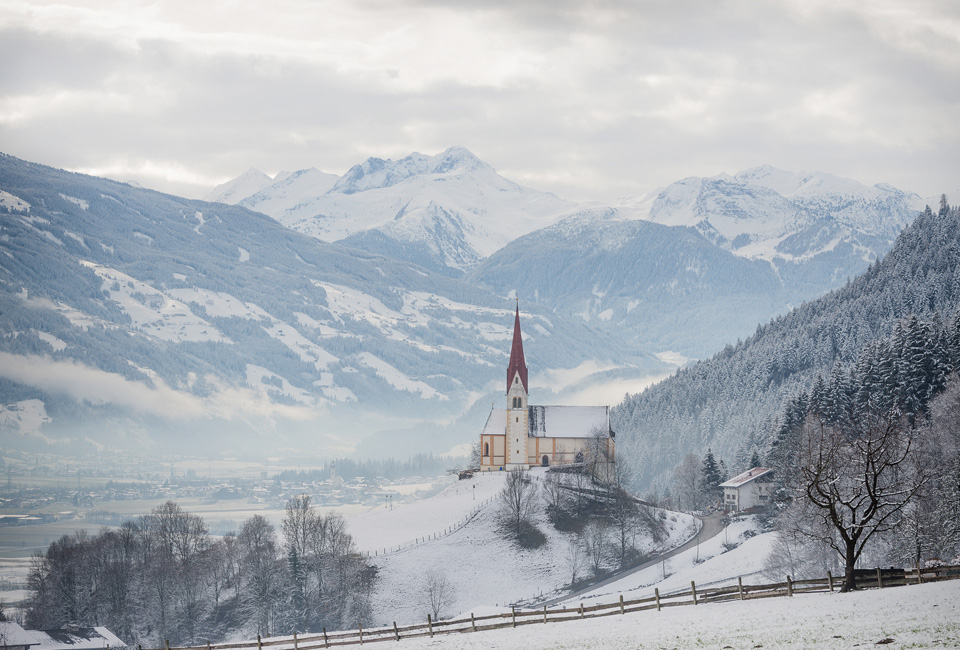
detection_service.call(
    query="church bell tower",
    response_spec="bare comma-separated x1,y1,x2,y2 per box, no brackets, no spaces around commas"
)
505,303,529,468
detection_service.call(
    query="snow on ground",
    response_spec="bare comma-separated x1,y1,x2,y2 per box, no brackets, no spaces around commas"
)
392,580,960,650
0,190,30,212
34,330,66,352
569,514,768,605
355,468,697,626
167,288,272,320
82,262,229,343
356,352,444,399
348,472,503,553
58,193,88,210
0,399,51,434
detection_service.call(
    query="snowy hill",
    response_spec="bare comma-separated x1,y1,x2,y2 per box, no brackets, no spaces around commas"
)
346,468,697,624
210,147,577,274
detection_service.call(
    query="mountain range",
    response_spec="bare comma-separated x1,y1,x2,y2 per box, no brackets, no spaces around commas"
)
0,148,937,459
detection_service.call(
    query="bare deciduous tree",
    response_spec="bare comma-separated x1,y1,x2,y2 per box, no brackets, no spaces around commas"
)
673,453,702,512
565,537,587,586
499,469,537,539
421,568,454,620
583,518,609,577
792,414,929,592
542,472,566,527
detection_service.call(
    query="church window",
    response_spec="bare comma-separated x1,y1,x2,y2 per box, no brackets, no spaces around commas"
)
484,443,489,457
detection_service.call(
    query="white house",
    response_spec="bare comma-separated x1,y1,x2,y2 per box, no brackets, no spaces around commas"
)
479,305,615,471
719,467,774,512
0,624,126,650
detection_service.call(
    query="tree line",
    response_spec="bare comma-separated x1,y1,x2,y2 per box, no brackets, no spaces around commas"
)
613,198,960,493
764,303,960,590
25,497,375,647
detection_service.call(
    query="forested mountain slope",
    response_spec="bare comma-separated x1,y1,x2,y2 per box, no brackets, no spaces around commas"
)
0,153,648,457
613,200,960,492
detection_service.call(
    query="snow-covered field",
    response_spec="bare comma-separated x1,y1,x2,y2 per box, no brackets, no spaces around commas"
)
393,580,960,650
350,468,697,625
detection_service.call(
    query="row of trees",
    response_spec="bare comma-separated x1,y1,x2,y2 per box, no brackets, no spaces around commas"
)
765,308,960,591
25,497,374,647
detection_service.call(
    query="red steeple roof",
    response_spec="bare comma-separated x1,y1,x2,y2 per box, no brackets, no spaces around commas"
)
507,303,528,394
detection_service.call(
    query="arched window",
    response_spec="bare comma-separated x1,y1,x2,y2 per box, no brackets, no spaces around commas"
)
575,451,584,463
541,455,549,467
484,442,489,457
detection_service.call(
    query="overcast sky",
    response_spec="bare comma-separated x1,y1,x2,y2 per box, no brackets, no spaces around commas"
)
1,0,957,202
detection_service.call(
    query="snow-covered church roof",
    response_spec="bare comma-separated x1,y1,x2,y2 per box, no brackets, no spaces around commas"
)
482,405,611,439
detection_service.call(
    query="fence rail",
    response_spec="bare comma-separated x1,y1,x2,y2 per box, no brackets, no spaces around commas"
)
139,564,960,650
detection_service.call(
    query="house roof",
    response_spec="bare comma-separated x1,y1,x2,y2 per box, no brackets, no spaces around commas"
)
719,467,774,489
0,622,40,648
28,628,127,650
482,405,611,439
506,304,528,394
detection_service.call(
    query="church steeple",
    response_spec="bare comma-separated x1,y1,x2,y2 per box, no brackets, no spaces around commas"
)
506,303,528,395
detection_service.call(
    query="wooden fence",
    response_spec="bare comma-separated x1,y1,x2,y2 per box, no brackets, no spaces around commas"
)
360,495,497,558
140,564,960,650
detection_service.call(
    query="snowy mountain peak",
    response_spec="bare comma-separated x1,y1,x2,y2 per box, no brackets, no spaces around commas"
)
646,166,921,263
206,167,274,204
329,146,490,195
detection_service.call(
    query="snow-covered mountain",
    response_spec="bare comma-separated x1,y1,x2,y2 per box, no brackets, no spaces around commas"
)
208,147,577,275
0,153,659,458
636,165,922,264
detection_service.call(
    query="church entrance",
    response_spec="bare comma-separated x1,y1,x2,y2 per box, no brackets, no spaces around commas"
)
541,455,549,467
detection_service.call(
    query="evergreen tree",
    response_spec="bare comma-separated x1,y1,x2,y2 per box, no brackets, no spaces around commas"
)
700,449,722,507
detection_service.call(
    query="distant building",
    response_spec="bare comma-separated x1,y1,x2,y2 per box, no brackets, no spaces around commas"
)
0,622,40,650
720,467,775,512
0,624,126,650
479,305,615,471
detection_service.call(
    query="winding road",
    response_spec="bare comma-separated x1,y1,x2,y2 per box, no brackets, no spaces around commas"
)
537,512,727,607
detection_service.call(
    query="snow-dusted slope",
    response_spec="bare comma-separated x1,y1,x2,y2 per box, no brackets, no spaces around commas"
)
351,468,697,624
212,147,577,273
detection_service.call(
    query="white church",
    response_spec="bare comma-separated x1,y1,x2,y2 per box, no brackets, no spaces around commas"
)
479,305,615,471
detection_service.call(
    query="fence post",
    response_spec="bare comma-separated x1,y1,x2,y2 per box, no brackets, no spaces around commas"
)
428,614,433,637
207,642,211,650
691,580,698,605
323,627,329,648
358,622,363,645
165,641,170,650
916,562,923,585
876,567,883,589
578,603,584,618
738,576,744,600
786,575,793,597
619,595,625,614
393,622,399,641
293,633,298,650
654,588,661,611
543,605,547,623
257,634,262,650
471,613,476,632
827,571,834,592
512,606,516,627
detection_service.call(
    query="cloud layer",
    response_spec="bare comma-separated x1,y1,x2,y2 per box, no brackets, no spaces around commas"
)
1,0,957,201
